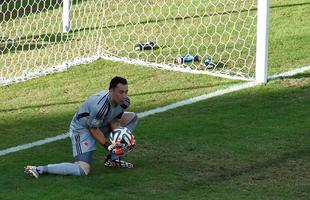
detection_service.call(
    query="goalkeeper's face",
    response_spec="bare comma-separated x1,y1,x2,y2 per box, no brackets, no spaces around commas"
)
110,83,128,105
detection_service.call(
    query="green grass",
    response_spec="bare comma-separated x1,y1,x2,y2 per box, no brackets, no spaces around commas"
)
269,0,310,74
0,0,310,199
0,70,309,199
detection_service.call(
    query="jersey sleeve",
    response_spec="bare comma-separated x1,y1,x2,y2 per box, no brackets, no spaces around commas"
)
87,118,103,128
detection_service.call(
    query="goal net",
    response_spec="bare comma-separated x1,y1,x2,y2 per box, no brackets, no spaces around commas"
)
0,0,261,85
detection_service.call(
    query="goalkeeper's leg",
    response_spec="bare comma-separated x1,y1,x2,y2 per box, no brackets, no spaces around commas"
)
24,131,95,178
24,152,92,178
120,112,138,132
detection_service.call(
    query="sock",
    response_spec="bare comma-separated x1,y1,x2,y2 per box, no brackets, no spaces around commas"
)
37,163,86,176
107,153,119,161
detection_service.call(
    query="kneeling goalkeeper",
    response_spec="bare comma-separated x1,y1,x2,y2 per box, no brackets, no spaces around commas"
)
24,76,138,178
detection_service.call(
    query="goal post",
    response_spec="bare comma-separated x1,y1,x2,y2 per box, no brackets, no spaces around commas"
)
63,0,71,33
0,0,269,85
255,0,270,83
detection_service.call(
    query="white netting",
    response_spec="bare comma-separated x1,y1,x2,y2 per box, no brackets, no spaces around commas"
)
0,0,258,85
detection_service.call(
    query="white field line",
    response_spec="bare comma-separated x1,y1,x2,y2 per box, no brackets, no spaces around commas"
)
0,81,259,157
269,65,310,80
0,65,309,157
137,82,259,118
0,134,69,157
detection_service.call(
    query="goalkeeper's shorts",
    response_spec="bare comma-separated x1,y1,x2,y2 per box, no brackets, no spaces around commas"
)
69,129,96,160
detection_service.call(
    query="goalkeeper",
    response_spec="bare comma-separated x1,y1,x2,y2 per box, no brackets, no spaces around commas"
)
24,76,138,178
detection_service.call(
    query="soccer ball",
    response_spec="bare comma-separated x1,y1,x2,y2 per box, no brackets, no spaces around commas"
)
109,127,135,147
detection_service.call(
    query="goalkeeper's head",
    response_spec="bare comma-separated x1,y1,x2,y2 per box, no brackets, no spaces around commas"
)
109,76,128,106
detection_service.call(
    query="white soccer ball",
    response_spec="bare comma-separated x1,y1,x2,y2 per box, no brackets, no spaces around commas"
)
109,127,135,147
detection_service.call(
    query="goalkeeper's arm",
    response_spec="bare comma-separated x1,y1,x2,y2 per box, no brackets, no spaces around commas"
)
88,128,110,148
88,126,125,154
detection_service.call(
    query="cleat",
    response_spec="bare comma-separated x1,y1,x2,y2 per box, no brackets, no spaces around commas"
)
24,166,40,179
104,159,133,168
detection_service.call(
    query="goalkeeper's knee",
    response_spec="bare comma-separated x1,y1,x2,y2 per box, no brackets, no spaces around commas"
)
75,161,90,176
79,165,90,176
126,113,138,132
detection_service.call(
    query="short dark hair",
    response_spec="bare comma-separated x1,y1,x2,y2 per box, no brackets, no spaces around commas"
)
109,76,128,89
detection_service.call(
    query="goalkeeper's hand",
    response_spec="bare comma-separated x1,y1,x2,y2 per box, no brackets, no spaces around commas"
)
126,134,136,152
108,141,135,156
108,142,125,156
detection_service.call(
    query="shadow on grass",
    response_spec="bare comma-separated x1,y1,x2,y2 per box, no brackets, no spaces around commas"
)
137,80,309,189
0,82,231,112
0,41,50,54
270,2,310,9
0,25,101,55
0,100,82,113
130,82,233,97
202,149,309,185
0,32,74,55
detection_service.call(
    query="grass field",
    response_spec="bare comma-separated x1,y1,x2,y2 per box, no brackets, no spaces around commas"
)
0,0,310,199
0,69,309,199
